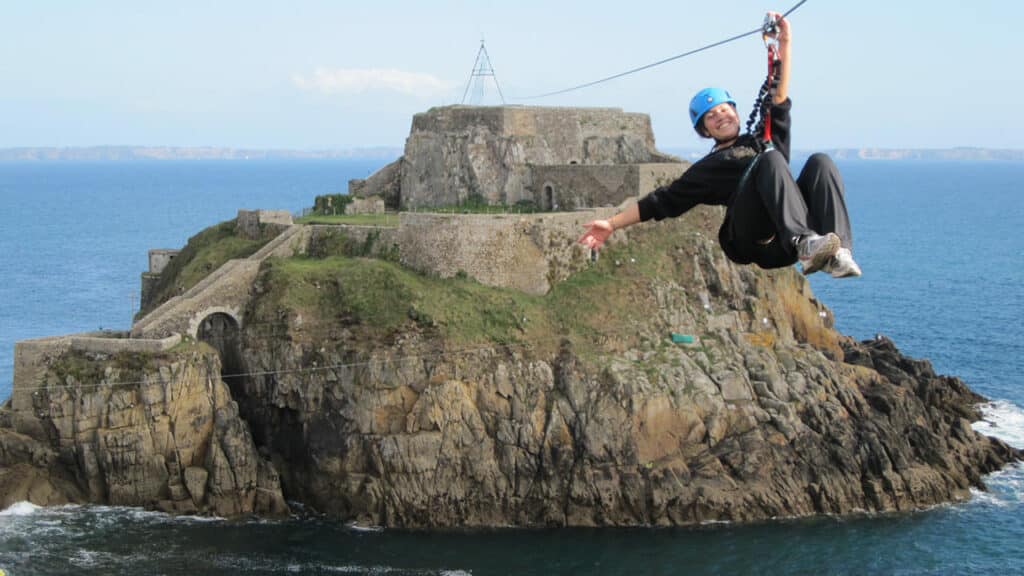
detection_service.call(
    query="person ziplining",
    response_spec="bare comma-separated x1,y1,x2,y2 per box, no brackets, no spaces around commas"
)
578,10,861,278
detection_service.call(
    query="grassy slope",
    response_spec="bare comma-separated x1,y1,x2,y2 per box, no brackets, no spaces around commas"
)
249,217,700,362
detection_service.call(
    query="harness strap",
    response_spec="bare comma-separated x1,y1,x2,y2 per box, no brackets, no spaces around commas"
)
762,45,778,145
744,16,783,149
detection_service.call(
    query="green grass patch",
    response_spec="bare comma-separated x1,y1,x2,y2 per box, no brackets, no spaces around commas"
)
251,245,655,359
296,213,400,227
49,341,213,389
306,228,398,261
254,256,553,346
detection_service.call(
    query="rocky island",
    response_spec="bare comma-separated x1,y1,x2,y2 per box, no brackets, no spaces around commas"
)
0,106,1017,526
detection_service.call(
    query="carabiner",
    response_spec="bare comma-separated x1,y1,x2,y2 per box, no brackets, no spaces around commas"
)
762,13,780,50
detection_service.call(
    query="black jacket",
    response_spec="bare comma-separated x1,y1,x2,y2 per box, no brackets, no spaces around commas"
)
636,98,792,223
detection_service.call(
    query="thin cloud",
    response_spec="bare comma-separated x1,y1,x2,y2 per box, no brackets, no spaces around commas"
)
293,67,454,97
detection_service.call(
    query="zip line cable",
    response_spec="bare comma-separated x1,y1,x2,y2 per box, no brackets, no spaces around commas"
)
515,0,809,100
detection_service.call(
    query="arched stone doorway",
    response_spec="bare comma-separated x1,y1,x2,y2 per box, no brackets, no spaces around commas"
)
196,312,243,384
544,183,555,211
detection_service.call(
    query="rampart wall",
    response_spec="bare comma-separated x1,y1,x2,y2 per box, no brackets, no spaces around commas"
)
307,225,399,260
9,332,181,437
397,209,616,295
529,163,687,211
237,209,293,240
638,163,689,192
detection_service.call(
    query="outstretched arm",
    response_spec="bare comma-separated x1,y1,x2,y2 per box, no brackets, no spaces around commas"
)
577,202,640,250
767,11,791,104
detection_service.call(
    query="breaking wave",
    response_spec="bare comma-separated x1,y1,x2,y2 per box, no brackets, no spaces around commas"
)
970,400,1024,507
973,400,1024,449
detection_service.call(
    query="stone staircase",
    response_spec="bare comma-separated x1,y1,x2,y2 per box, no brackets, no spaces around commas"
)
131,225,307,339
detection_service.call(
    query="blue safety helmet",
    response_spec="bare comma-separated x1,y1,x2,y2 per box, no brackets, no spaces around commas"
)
689,87,736,133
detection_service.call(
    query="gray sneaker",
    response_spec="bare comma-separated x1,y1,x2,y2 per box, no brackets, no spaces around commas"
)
827,247,862,278
796,233,841,275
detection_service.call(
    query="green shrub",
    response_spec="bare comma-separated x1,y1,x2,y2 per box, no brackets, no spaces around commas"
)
313,193,354,215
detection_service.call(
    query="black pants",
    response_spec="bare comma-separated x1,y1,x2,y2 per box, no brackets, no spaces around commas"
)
720,151,853,269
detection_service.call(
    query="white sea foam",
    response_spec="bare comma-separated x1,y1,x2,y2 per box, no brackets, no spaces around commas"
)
967,400,1024,506
969,462,1024,506
69,549,101,568
345,521,384,532
0,501,41,516
71,504,225,525
973,400,1024,449
322,566,470,575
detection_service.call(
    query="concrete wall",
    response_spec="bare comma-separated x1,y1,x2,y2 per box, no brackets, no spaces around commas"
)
397,209,616,295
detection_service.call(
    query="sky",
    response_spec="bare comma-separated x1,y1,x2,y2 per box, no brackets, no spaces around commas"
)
2,0,1022,150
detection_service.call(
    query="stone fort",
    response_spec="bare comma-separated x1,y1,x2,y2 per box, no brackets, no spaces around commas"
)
11,105,690,396
349,105,687,210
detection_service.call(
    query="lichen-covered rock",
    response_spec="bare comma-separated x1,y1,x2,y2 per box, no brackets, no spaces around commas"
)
0,346,287,516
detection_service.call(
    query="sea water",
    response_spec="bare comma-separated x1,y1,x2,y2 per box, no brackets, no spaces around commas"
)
0,159,1021,575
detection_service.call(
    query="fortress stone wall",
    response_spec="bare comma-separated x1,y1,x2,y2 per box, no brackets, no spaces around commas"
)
530,163,687,210
141,250,181,308
148,250,179,275
352,105,682,209
397,209,616,295
306,224,399,259
237,209,293,240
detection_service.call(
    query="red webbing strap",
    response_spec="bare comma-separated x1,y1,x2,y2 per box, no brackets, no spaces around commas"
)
762,45,778,145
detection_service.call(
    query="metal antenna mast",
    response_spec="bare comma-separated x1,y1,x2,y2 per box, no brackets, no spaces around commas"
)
460,38,505,105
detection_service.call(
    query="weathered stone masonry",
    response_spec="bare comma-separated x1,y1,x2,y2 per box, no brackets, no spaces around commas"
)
351,105,685,209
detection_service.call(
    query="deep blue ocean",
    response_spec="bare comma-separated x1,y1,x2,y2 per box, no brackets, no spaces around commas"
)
0,159,1022,575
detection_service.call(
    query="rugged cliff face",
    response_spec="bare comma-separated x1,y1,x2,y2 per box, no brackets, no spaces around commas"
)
223,205,1016,527
2,205,1017,526
0,344,287,516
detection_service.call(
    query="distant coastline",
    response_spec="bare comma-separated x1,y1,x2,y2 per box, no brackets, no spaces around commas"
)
0,146,403,162
667,147,1024,162
3,146,1023,162
825,148,1024,161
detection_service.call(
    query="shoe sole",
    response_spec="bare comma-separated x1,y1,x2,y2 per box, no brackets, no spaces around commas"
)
831,265,862,279
801,233,841,275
